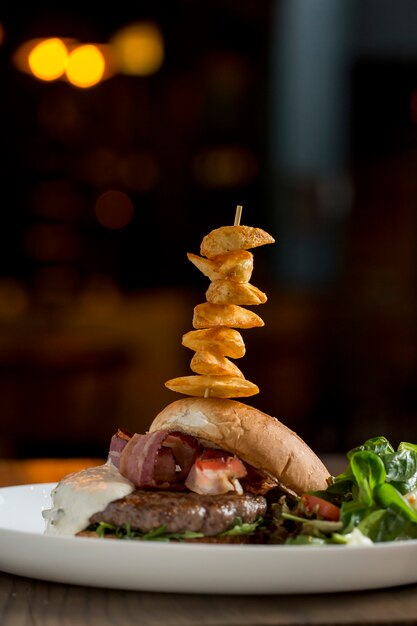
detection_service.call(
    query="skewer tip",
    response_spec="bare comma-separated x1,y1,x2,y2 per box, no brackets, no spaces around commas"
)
234,205,243,226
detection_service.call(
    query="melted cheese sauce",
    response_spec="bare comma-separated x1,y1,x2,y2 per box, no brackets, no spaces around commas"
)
42,461,134,536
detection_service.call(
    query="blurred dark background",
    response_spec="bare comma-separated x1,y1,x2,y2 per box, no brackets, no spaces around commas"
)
0,0,416,459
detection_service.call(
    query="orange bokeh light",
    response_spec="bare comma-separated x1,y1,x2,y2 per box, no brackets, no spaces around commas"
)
28,38,68,81
110,22,164,76
66,44,105,88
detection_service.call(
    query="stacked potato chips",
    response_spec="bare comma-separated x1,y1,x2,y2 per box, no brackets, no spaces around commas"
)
165,220,275,399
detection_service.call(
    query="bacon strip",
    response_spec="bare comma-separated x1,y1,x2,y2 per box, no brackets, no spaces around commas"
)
107,428,133,469
162,433,200,480
119,430,200,488
153,446,177,483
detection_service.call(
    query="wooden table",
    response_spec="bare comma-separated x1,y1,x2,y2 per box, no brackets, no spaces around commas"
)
1,459,417,626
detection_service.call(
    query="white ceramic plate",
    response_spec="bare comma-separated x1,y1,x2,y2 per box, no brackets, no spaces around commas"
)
1,482,417,595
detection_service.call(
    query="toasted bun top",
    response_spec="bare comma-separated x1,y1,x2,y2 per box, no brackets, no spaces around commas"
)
149,397,330,495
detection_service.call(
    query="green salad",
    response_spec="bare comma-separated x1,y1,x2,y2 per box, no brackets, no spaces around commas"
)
272,436,417,545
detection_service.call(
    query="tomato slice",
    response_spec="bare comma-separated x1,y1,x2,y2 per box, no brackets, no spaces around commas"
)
301,494,340,521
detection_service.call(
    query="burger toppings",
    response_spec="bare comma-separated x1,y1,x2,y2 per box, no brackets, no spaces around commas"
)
185,449,247,495
108,427,249,495
118,430,199,488
160,433,201,481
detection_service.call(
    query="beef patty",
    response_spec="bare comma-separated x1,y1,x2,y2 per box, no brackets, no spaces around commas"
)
88,489,267,536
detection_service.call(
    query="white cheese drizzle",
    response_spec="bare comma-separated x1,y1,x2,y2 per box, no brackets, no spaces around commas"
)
42,461,134,536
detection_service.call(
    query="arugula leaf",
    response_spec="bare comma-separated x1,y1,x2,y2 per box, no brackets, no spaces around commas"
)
219,516,262,537
94,522,115,538
88,517,263,542
87,522,204,542
143,528,205,542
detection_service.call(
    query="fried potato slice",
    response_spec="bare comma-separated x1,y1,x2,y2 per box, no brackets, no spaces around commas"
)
190,349,244,377
193,303,264,329
200,225,275,259
182,327,245,358
164,375,259,398
206,279,267,306
187,250,253,283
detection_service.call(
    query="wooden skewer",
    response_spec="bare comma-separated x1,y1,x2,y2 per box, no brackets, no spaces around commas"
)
204,205,241,399
234,205,242,226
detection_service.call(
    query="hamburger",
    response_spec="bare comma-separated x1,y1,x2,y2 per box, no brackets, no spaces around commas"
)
43,397,330,542
42,211,330,542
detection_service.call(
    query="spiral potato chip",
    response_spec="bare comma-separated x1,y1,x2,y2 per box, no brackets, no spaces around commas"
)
200,225,275,259
206,279,267,306
193,303,264,329
190,349,244,377
164,374,259,398
187,250,253,283
182,327,245,358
